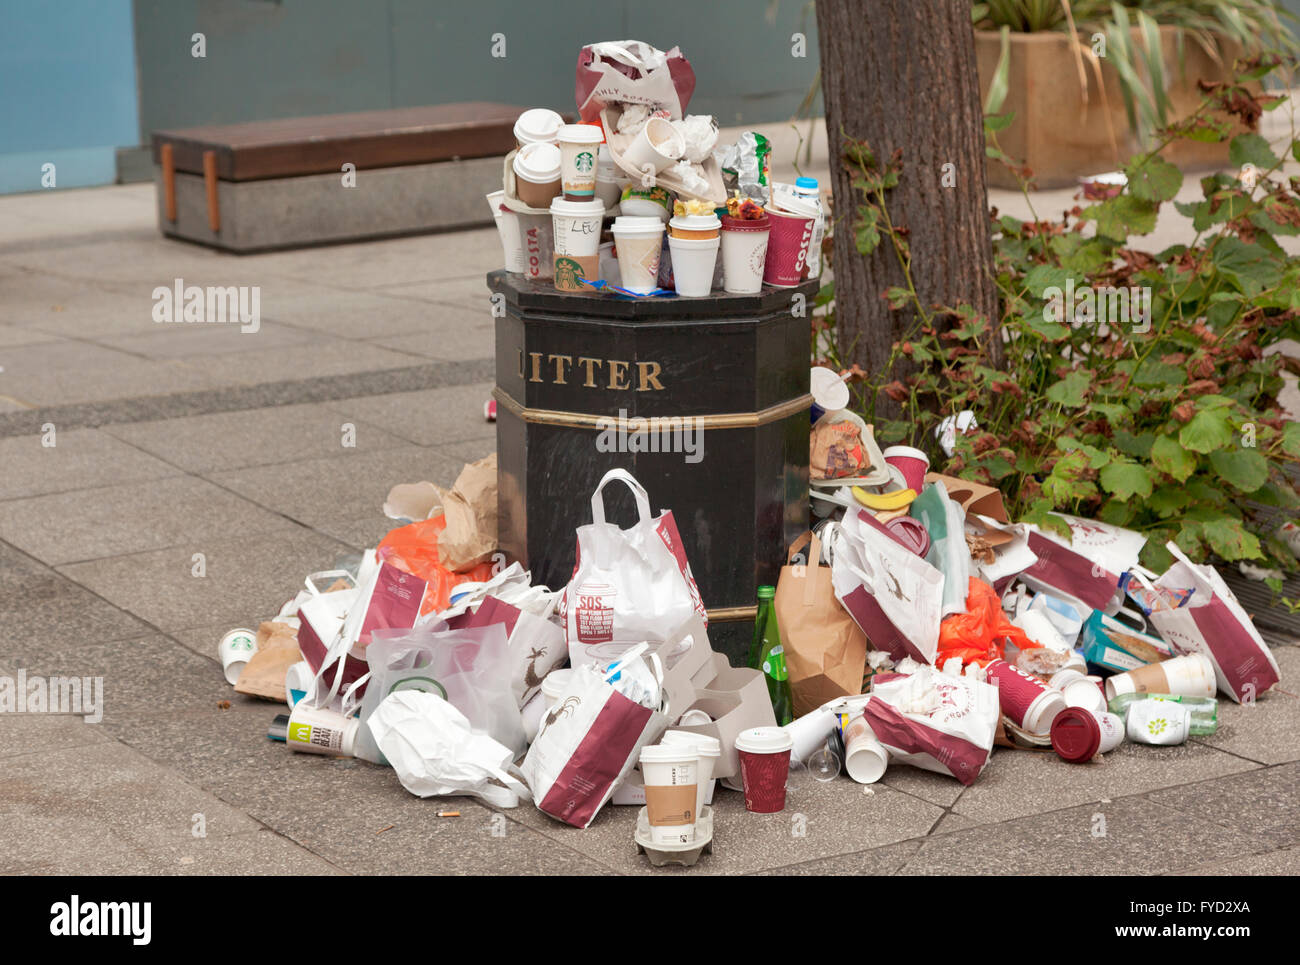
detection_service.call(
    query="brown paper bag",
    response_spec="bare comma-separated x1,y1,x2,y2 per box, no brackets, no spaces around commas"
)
774,531,869,718
233,621,302,702
438,453,499,572
925,472,1009,523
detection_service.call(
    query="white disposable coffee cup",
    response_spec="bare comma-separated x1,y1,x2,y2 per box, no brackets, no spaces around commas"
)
594,145,623,208
515,212,554,280
487,190,525,273
810,366,850,411
286,703,359,757
1062,676,1107,714
1104,652,1216,702
219,628,257,685
1048,668,1087,691
611,215,665,294
720,219,770,294
557,123,604,201
550,197,605,292
667,235,720,297
842,714,889,784
639,743,699,845
514,107,563,147
1022,687,1068,735
621,117,685,176
541,669,573,708
1126,699,1192,745
662,730,720,821
284,660,313,708
512,142,562,208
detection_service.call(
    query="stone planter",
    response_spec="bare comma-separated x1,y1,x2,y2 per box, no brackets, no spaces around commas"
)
975,26,1242,189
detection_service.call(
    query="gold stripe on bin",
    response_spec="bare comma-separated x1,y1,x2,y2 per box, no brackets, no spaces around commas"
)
706,606,758,622
492,386,813,430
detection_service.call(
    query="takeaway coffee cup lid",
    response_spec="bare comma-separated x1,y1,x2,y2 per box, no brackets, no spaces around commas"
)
557,122,603,145
735,727,793,755
640,742,699,765
513,142,561,182
611,215,664,234
1050,707,1101,763
550,197,605,218
514,108,564,145
662,730,722,758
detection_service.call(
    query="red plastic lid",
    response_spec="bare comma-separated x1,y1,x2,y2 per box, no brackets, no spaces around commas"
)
1050,707,1101,763
720,214,770,231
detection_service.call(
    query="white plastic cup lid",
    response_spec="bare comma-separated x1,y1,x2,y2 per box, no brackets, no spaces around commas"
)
882,445,930,463
662,730,722,757
810,366,850,411
770,190,819,218
669,214,721,231
612,215,665,235
513,142,561,181
514,108,564,144
640,743,699,765
557,123,603,144
735,726,793,755
550,197,605,218
541,669,573,697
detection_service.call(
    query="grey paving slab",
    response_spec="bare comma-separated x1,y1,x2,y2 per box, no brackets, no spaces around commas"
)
0,474,305,566
104,401,407,474
327,383,496,448
0,398,29,413
206,444,466,528
0,324,61,348
0,235,234,288
0,427,183,501
1168,845,1300,875
1187,647,1300,765
56,528,351,633
0,541,155,654
879,765,967,809
95,318,317,360
496,777,944,876
2,633,232,723
247,229,500,290
1146,763,1300,853
1,272,153,336
0,710,114,761
311,514,404,552
0,338,222,407
367,319,494,362
177,337,425,387
892,795,1254,875
948,739,1261,826
754,839,921,876
145,829,344,876
0,811,156,874
371,277,492,312
254,280,456,340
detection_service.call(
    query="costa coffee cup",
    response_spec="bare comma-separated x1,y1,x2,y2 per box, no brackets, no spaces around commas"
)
515,212,554,281
720,214,770,294
557,123,603,201
611,215,664,294
541,669,573,708
550,197,605,292
735,726,794,813
487,191,525,273
762,207,815,287
842,714,889,784
1050,707,1125,763
621,117,684,176
512,142,562,208
661,730,721,821
218,628,257,685
513,108,563,148
1104,652,1216,702
667,234,720,297
639,743,699,845
882,446,929,494
985,658,1068,735
286,703,359,757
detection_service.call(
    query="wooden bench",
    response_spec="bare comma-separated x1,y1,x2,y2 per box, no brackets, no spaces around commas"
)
152,103,522,252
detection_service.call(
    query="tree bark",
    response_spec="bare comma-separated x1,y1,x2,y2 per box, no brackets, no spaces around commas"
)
816,0,1000,412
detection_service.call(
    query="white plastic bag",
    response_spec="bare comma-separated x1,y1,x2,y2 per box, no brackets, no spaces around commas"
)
560,469,706,667
368,691,529,807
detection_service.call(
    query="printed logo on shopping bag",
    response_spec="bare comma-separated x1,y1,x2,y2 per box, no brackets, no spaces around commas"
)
656,516,707,620
575,583,616,643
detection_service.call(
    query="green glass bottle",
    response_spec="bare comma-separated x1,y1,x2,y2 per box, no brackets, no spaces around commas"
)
752,585,794,726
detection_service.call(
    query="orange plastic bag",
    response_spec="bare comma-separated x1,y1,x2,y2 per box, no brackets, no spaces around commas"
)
377,516,496,616
936,577,1038,668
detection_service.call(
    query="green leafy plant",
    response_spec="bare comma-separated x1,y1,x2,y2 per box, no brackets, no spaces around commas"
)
822,55,1300,574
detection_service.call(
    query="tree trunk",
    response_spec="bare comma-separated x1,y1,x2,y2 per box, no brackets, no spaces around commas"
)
816,0,999,414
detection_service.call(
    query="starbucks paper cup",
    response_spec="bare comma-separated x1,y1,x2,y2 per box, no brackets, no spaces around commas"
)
611,215,664,294
639,743,699,845
1104,653,1216,702
551,197,604,292
735,726,793,813
487,191,525,273
557,123,603,201
661,730,720,822
512,142,562,208
513,107,563,148
667,234,719,297
219,628,257,685
621,117,684,178
720,215,770,294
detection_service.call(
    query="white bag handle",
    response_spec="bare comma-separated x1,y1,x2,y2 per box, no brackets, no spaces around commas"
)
590,468,653,528
304,569,355,598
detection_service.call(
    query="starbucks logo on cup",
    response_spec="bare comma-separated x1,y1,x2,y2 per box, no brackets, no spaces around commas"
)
575,151,595,174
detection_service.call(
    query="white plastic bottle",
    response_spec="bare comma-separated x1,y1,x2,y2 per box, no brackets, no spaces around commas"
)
793,176,826,279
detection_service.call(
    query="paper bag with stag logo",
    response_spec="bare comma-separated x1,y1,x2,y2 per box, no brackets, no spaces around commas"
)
447,595,565,709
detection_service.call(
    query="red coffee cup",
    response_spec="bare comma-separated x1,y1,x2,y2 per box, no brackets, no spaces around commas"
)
882,445,930,494
1050,707,1125,763
985,659,1068,735
763,208,814,287
735,727,793,813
